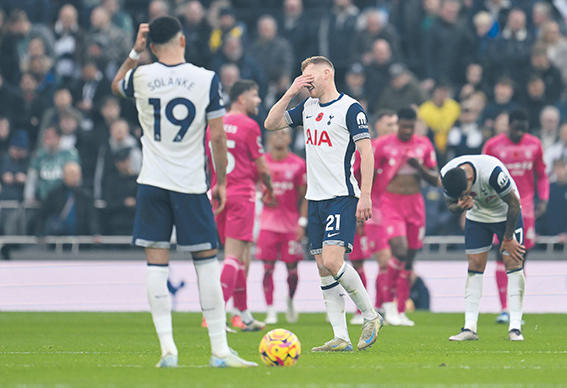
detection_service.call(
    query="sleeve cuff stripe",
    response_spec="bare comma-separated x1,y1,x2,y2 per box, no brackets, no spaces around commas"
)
284,111,293,126
353,133,371,142
207,108,226,120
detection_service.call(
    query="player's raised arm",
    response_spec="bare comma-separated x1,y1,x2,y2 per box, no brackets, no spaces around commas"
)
209,116,228,214
111,23,149,97
264,74,314,131
355,138,373,222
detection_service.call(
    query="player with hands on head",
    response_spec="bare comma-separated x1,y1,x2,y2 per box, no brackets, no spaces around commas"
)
441,155,526,341
111,17,256,368
265,56,383,352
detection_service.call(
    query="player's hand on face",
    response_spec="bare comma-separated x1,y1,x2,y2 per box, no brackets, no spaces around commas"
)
458,195,474,211
212,184,226,215
134,23,150,54
288,75,315,97
356,196,372,223
500,239,525,263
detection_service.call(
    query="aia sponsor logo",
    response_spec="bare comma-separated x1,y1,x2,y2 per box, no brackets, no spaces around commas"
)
306,128,333,147
316,112,324,121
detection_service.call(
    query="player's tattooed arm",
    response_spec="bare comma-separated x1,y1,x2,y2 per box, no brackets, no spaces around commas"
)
445,195,473,215
500,190,525,262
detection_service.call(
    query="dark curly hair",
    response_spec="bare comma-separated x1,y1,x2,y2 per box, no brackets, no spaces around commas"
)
149,16,182,45
442,167,468,199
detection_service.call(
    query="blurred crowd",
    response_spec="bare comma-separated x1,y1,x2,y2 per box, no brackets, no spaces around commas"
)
0,0,566,251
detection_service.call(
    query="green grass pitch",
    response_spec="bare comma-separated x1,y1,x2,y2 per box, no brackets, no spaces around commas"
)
1,312,566,387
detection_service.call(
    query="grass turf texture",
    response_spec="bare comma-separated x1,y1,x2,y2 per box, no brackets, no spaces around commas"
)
1,312,566,388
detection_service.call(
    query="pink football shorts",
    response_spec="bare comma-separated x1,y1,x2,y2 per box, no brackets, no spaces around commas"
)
381,191,426,250
255,230,303,263
215,196,255,244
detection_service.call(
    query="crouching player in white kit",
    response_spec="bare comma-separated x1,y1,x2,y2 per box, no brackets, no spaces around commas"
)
112,17,256,367
440,155,526,341
265,56,383,352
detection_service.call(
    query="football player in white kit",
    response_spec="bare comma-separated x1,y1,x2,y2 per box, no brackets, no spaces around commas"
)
441,155,526,341
111,17,256,368
265,56,383,352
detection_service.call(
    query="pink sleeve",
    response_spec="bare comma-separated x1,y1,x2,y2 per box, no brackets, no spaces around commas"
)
247,122,264,160
424,138,438,169
481,139,492,155
534,142,550,201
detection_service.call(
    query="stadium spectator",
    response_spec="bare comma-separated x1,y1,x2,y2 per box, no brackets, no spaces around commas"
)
100,148,138,236
418,80,461,164
458,62,491,102
544,122,567,180
52,4,86,87
38,87,83,149
536,105,561,151
528,44,563,102
343,63,366,110
0,116,12,162
210,35,267,99
36,162,99,239
148,0,172,22
2,0,52,25
481,76,518,128
486,8,534,86
94,119,141,201
317,0,360,90
0,130,29,202
537,158,567,244
92,96,122,145
24,126,80,204
446,99,486,160
364,39,393,115
522,74,552,131
538,21,567,87
13,72,49,147
179,0,213,69
423,0,476,85
249,15,294,99
531,1,554,37
375,63,428,114
88,7,132,68
218,63,241,106
0,75,19,124
471,11,497,63
72,61,113,125
351,8,402,66
209,7,247,54
278,0,315,78
102,0,135,38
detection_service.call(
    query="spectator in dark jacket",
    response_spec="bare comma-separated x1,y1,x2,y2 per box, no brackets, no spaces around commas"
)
36,162,99,238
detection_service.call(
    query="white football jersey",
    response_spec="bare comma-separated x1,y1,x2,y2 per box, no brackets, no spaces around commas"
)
285,93,370,201
441,155,521,223
119,62,225,193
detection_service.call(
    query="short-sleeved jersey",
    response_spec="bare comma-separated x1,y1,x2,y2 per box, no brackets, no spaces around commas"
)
373,133,437,199
260,152,307,234
206,113,264,199
284,93,370,201
119,62,225,194
440,155,520,223
482,133,549,218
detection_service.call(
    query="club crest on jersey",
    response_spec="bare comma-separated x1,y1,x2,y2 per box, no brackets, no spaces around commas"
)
316,112,324,121
306,128,333,147
327,114,334,125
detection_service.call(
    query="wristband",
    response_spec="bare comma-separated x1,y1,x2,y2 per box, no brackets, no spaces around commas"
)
129,49,141,60
298,217,308,228
503,237,513,242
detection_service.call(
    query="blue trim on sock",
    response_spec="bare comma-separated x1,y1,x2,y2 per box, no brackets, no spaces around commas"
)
506,267,524,274
321,281,340,290
147,263,169,267
193,255,217,261
467,269,484,274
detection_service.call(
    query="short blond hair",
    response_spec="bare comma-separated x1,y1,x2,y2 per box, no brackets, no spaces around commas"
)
301,56,334,72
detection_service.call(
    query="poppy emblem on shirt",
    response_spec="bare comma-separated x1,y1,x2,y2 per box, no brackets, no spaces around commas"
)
316,112,324,121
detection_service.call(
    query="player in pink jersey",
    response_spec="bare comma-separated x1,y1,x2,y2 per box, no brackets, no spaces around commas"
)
373,107,440,326
255,128,308,325
482,108,549,324
209,80,274,332
348,110,397,325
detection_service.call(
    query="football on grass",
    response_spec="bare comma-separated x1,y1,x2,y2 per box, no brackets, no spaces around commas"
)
259,328,301,366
